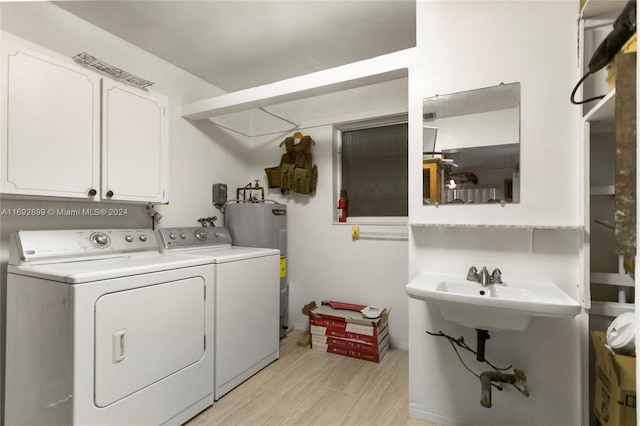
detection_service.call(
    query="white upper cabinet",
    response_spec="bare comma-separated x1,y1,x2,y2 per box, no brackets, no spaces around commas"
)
0,43,169,204
1,46,101,199
102,79,168,203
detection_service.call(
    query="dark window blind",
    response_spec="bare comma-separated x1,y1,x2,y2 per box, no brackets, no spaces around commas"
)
341,123,408,217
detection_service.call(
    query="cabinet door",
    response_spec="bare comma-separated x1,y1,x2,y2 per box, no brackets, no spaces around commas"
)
102,79,168,203
0,46,100,198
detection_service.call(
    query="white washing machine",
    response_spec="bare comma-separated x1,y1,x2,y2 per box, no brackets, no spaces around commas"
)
5,229,215,425
157,227,280,400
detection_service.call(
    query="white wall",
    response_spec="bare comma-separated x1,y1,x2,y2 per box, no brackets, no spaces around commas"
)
246,79,410,348
409,227,584,425
0,2,252,420
407,2,585,425
409,1,580,228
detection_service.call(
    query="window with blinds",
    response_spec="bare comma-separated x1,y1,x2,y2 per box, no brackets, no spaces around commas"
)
340,122,408,217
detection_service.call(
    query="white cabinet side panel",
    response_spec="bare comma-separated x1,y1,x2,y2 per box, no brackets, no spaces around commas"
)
5,275,72,426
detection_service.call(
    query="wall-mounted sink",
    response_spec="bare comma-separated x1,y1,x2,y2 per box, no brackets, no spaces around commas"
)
406,272,581,331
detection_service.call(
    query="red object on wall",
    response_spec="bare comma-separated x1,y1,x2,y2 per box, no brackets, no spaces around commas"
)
337,190,348,222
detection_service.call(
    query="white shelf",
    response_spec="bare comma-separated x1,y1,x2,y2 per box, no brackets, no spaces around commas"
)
580,0,627,19
589,300,635,317
590,271,635,287
583,89,615,122
590,185,615,195
408,223,583,230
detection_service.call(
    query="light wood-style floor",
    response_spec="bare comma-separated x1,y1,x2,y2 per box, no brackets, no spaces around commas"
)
186,330,440,426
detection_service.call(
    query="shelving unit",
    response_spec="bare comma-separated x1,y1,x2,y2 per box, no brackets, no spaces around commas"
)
579,3,635,317
584,90,636,316
578,5,636,423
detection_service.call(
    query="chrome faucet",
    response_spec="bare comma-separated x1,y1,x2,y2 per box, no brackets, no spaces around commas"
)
467,265,501,287
490,268,502,284
479,267,491,287
467,266,479,281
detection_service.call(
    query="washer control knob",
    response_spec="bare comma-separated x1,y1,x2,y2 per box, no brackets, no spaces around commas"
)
180,233,187,239
139,235,148,242
169,233,177,240
214,232,221,238
194,230,207,242
125,235,134,242
90,232,110,247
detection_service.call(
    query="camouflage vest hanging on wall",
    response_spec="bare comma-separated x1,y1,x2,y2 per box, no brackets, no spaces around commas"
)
265,136,318,194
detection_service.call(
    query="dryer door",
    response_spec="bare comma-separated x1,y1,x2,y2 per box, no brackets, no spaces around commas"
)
94,277,205,407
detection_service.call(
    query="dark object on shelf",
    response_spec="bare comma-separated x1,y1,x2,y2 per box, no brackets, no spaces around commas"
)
571,0,636,105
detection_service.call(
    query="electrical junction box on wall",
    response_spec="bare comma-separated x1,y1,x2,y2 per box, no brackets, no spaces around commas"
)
212,183,227,206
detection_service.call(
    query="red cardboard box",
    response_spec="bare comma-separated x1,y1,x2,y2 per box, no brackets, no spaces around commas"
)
307,302,389,328
311,333,389,355
303,300,391,362
309,322,389,346
312,339,389,363
308,317,386,336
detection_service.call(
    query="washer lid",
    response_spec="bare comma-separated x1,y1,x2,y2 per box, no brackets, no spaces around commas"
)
7,252,212,283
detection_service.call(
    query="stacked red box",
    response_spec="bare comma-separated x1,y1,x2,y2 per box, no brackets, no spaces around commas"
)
306,301,390,363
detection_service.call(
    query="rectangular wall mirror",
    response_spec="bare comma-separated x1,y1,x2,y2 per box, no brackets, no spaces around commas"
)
422,82,520,206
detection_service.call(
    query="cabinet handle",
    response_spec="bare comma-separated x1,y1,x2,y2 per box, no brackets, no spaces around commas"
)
106,190,114,197
88,189,97,196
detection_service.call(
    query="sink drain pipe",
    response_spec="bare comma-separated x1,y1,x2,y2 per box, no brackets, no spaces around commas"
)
480,369,528,408
426,330,530,408
476,329,490,361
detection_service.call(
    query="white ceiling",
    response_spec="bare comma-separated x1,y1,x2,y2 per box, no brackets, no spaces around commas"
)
53,1,416,93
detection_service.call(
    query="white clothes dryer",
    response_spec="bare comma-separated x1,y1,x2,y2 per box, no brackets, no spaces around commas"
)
157,227,280,400
5,229,214,426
